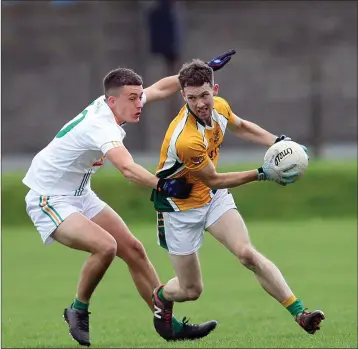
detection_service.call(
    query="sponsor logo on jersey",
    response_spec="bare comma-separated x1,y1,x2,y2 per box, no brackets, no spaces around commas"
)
213,129,220,144
191,156,204,165
92,155,105,167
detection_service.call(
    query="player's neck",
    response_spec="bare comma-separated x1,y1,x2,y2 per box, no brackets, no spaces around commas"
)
111,107,124,125
113,113,123,125
203,117,212,127
186,104,212,127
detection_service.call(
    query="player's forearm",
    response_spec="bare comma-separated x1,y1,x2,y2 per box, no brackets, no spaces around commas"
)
150,75,180,101
121,162,159,189
236,120,276,146
209,170,258,189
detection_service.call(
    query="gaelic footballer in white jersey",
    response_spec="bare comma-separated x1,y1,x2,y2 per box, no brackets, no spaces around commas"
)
23,93,145,196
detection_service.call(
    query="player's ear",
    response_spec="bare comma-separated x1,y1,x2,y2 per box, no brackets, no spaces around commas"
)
107,96,116,107
213,84,219,96
181,90,187,102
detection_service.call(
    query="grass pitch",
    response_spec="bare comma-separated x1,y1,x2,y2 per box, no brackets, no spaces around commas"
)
2,218,357,348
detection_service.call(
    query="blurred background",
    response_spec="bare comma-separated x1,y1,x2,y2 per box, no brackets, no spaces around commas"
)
1,0,357,170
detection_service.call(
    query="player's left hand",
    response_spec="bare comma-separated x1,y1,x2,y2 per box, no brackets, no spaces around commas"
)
206,49,236,71
275,134,309,158
257,163,299,186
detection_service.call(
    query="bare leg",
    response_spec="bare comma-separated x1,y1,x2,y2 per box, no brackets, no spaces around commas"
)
91,206,161,311
207,209,293,303
52,212,117,346
163,252,203,302
53,212,117,303
207,208,325,334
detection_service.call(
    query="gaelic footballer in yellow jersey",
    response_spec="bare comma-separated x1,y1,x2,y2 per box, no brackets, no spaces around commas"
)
151,59,325,341
152,96,235,211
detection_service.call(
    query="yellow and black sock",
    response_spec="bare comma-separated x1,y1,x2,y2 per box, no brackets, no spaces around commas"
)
282,295,304,317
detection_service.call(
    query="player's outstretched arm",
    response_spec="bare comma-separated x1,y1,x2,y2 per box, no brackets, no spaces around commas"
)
190,159,298,189
105,146,192,198
144,49,236,103
228,113,309,153
190,160,258,189
228,113,277,146
144,75,181,104
106,146,159,188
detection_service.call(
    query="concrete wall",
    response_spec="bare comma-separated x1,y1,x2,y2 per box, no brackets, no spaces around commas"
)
2,0,357,154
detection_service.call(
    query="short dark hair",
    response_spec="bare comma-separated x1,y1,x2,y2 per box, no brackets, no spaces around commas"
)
103,68,143,97
178,59,213,90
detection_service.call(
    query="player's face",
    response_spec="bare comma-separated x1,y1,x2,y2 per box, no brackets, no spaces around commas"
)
107,85,144,123
182,83,219,123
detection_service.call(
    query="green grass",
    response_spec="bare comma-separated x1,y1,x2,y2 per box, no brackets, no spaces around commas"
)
2,218,357,348
3,160,357,227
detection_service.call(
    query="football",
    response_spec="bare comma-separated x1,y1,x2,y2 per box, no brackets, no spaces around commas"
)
264,140,309,181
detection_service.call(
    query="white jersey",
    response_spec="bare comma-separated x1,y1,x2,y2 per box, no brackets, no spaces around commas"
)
23,94,146,196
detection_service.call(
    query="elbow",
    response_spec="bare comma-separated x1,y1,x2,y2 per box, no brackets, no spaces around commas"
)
118,162,134,180
121,168,132,180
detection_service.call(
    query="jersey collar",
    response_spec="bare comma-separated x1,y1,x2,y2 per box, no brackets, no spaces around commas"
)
186,104,214,129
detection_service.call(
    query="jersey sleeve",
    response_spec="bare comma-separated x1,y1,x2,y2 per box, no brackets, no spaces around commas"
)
176,137,210,171
87,121,127,155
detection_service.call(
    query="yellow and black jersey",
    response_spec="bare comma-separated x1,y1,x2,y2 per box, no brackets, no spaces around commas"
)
151,96,236,212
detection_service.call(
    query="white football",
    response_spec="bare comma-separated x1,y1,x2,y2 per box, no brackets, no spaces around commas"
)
264,140,309,181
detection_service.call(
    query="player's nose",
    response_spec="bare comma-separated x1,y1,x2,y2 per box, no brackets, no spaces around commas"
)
197,100,205,108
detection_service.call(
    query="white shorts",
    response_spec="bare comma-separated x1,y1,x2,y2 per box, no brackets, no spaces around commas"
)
156,189,237,255
25,189,107,245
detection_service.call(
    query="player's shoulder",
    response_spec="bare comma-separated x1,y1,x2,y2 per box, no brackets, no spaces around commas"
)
92,95,110,115
213,96,232,116
86,96,115,123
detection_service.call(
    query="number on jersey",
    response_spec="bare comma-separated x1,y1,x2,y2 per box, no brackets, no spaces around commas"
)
56,101,94,138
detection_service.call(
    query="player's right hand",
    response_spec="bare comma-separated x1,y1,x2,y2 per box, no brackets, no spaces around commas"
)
157,177,193,199
275,134,309,160
257,163,299,186
206,49,236,71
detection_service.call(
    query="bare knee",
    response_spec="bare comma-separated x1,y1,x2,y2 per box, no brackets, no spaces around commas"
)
236,245,259,271
183,282,203,301
95,236,117,261
118,238,147,265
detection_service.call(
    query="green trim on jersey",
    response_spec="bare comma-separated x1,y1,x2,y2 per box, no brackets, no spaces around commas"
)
56,100,95,138
150,190,175,212
156,160,183,179
157,212,168,250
